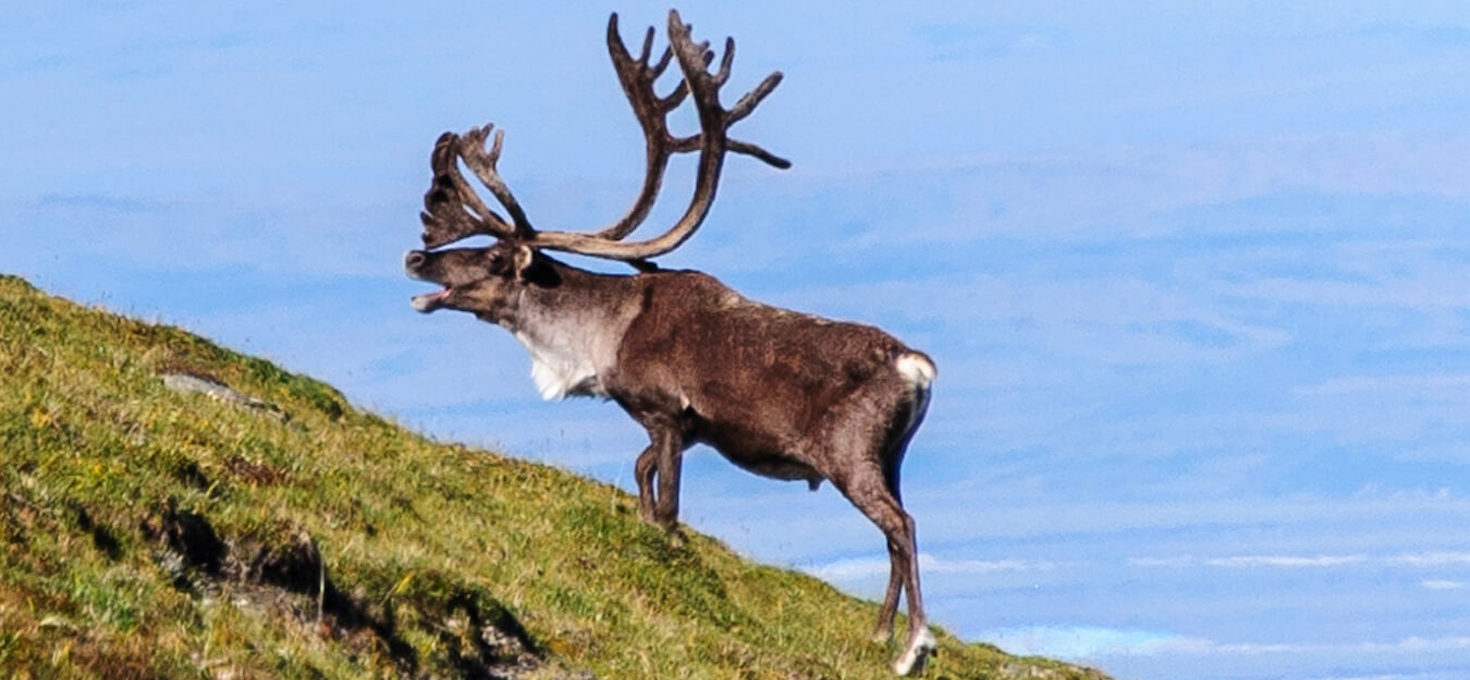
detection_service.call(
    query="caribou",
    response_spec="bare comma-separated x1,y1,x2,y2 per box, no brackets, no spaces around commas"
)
404,11,939,675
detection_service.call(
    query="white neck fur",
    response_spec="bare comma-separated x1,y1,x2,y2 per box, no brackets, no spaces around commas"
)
513,328,606,400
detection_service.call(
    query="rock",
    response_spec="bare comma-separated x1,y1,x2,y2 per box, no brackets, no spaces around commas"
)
160,373,284,420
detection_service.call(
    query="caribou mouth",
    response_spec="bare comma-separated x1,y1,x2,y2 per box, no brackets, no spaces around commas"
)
410,287,450,313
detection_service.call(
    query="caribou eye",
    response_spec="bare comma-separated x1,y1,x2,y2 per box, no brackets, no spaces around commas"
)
487,252,510,275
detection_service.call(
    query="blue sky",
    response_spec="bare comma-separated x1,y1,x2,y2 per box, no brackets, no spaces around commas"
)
5,3,1470,679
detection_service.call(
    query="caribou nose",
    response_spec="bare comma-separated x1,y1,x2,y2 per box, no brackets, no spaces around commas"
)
404,250,426,271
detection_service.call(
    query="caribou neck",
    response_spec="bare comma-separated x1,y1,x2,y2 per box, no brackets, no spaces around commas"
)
504,258,642,401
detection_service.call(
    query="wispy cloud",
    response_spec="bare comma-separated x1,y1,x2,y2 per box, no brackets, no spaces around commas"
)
860,134,1470,245
1388,552,1470,567
983,626,1193,659
1298,674,1466,680
1226,272,1470,312
34,192,166,213
1210,554,1367,568
802,553,1058,582
779,274,1292,369
1297,374,1470,397
1130,551,1470,571
902,491,1470,542
1195,636,1470,657
812,547,1470,589
986,625,1470,661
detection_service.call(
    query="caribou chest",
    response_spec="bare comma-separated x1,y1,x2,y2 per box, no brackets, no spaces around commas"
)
512,328,608,401
509,294,632,401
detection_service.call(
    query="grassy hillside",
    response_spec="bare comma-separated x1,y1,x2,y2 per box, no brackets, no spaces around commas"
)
0,274,1107,680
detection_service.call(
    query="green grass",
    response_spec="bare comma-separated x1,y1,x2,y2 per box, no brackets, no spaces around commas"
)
0,274,1109,679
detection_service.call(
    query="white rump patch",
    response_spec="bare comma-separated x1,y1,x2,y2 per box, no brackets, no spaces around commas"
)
894,353,935,444
895,353,936,388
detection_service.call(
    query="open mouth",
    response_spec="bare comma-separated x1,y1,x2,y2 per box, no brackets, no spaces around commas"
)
405,251,450,312
410,286,450,313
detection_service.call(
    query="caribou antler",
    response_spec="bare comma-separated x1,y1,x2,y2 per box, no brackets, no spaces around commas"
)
420,10,788,262
527,9,787,261
420,130,521,248
591,12,698,241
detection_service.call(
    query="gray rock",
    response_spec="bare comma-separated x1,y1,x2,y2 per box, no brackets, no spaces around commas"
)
160,373,284,419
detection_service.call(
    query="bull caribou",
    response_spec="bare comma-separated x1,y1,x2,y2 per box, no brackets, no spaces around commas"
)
404,10,938,674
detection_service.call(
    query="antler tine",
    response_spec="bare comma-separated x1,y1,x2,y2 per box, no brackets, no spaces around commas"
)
727,139,792,169
713,37,735,87
636,23,655,65
729,71,781,124
649,32,674,77
458,123,535,238
420,131,519,249
637,23,679,88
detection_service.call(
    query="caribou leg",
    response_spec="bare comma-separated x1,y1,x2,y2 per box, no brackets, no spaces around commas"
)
872,426,917,643
633,444,659,523
653,431,685,530
837,467,934,676
821,379,934,676
631,418,687,532
872,540,906,642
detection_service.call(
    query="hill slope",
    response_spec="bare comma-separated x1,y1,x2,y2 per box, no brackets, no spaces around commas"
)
0,274,1107,679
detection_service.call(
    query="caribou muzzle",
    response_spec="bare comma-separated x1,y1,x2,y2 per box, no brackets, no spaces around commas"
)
404,249,450,313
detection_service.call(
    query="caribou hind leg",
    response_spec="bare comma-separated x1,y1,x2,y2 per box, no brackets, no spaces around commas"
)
872,409,920,643
823,379,935,676
871,538,906,643
833,463,934,676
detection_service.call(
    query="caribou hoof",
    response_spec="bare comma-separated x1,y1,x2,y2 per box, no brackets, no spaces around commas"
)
661,524,688,547
892,628,937,676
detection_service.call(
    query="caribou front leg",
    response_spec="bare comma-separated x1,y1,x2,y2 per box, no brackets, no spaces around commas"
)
653,429,685,531
633,423,686,532
633,443,660,524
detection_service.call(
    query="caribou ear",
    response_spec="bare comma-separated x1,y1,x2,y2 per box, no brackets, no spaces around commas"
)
513,245,536,281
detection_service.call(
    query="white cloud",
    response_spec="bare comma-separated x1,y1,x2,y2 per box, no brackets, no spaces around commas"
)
1389,552,1470,567
873,133,1470,245
1128,556,1197,569
1226,273,1470,312
1206,636,1470,657
1298,675,1461,680
1420,580,1465,591
1205,555,1369,569
1297,374,1470,397
802,553,1056,582
983,626,1200,659
985,626,1470,661
906,492,1470,542
778,274,1291,368
8,194,411,280
1130,551,1470,571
